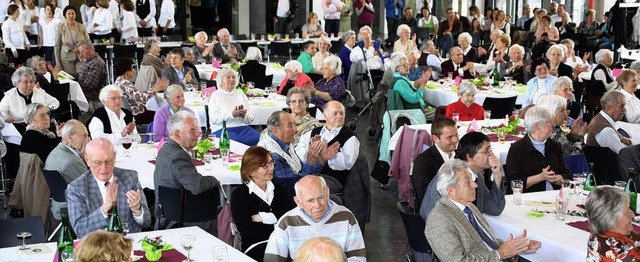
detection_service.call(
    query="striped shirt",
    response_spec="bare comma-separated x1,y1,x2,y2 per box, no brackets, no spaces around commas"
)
264,200,366,261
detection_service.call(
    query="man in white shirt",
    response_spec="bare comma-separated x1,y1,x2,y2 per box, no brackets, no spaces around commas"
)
87,85,140,146
350,26,383,70
516,5,531,30
108,0,121,42
586,90,632,154
550,4,571,27
134,0,155,37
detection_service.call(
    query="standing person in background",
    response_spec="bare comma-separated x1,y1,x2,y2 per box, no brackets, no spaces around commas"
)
119,0,137,42
339,0,351,33
91,0,113,42
39,3,61,66
108,0,120,43
384,0,403,45
135,0,155,37
157,0,174,37
22,0,40,57
436,8,462,57
517,5,532,30
55,5,90,77
399,7,417,34
353,0,373,29
2,4,30,66
272,0,298,35
322,0,344,37
417,7,438,39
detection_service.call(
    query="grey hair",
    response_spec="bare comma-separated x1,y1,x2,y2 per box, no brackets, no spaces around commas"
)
585,187,629,235
77,39,94,51
28,55,45,69
294,175,328,198
164,84,184,99
390,52,408,71
323,56,342,75
11,67,35,86
546,44,565,59
524,106,552,133
595,49,613,64
24,103,45,123
181,46,194,56
536,94,567,119
509,44,525,56
630,61,640,73
245,47,262,61
458,32,473,44
396,24,411,37
539,9,548,15
600,90,625,110
359,25,372,36
266,111,287,131
284,60,303,73
552,76,573,94
318,36,332,48
99,85,123,102
144,39,160,53
194,31,208,40
216,28,230,38
167,110,196,137
216,68,238,88
286,87,311,106
422,39,435,50
341,30,355,43
435,159,470,196
559,39,575,49
60,119,86,140
457,82,477,96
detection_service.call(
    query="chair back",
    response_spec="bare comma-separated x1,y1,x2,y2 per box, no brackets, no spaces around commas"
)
157,186,184,222
41,170,67,203
261,75,274,89
415,27,431,41
269,41,292,64
113,44,138,60
244,240,268,261
482,96,517,119
0,216,46,248
396,202,435,254
183,186,220,222
583,145,621,186
41,83,76,122
135,65,158,92
329,39,343,54
238,41,259,56
9,153,50,223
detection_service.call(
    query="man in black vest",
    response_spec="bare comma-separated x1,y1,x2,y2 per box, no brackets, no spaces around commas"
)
135,0,156,37
295,101,359,193
86,85,140,145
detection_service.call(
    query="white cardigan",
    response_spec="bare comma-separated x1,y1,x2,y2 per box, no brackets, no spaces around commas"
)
0,88,60,123
92,7,113,35
120,11,138,40
207,88,255,132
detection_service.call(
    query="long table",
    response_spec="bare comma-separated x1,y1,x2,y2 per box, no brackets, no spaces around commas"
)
422,82,527,107
196,63,286,88
0,226,254,261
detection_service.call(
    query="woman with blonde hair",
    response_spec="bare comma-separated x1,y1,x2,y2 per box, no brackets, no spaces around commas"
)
302,12,326,38
75,230,133,262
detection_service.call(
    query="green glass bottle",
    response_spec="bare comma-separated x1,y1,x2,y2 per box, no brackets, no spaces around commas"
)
626,168,638,213
583,162,597,191
107,201,123,233
220,121,230,151
57,211,76,262
492,65,500,86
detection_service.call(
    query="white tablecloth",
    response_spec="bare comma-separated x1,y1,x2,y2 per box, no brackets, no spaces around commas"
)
0,122,22,145
617,121,640,145
485,190,589,262
58,79,89,112
388,119,517,165
0,226,254,262
423,83,527,107
114,140,248,189
196,63,286,87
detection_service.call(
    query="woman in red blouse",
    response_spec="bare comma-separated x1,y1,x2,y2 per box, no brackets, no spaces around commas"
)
585,187,640,261
445,82,485,121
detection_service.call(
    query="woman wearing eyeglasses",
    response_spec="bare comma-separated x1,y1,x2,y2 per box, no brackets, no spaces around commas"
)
230,146,295,261
286,87,323,147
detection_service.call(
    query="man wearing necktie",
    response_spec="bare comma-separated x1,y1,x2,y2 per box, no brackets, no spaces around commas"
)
212,28,245,64
441,47,474,79
425,159,541,261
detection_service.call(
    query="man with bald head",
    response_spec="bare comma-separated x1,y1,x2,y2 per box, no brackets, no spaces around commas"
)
296,101,358,192
441,47,475,79
66,138,151,238
212,28,245,63
264,176,366,261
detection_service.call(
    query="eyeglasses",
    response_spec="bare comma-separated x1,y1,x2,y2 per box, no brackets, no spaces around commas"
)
477,146,493,154
107,96,123,101
261,159,275,169
89,158,115,167
289,99,306,104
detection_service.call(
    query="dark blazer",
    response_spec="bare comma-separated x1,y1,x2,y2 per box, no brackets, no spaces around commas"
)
212,42,246,63
557,62,573,79
420,169,506,219
160,66,198,90
436,19,463,39
441,59,474,79
66,167,152,238
464,47,478,63
505,134,570,192
183,60,200,82
476,43,495,63
411,146,444,207
239,60,268,87
19,129,61,163
618,145,640,181
499,60,532,84
44,143,88,184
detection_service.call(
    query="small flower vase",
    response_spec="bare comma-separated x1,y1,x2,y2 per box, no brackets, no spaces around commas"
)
144,249,163,261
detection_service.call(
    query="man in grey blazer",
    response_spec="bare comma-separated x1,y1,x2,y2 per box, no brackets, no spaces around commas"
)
154,111,219,233
66,138,151,238
212,28,245,64
420,132,506,219
425,159,541,261
619,145,640,181
161,48,198,91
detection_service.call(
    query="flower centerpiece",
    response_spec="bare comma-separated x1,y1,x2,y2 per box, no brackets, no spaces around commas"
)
140,236,173,261
471,76,487,89
237,82,253,94
491,115,522,135
196,139,215,158
187,36,196,43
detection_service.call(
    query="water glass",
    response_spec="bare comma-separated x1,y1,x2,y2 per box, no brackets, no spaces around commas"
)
295,33,299,39
496,130,507,144
250,33,255,40
555,195,568,221
484,110,491,125
220,148,230,166
181,235,195,262
615,181,627,190
451,113,460,125
204,153,213,171
213,245,228,262
200,81,207,91
511,180,523,205
512,109,520,119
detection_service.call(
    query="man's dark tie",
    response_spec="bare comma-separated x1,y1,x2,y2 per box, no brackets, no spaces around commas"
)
463,207,500,250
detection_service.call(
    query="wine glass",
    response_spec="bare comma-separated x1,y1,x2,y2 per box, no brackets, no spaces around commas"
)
511,180,524,205
451,113,460,126
484,110,491,127
17,232,31,250
213,245,228,262
121,136,132,157
181,235,195,262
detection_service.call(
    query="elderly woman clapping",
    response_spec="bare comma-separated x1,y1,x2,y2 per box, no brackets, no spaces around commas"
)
287,87,323,147
239,47,267,88
536,94,586,156
585,187,640,260
391,53,432,110
309,56,345,109
208,68,260,146
617,70,640,124
506,106,570,192
445,82,485,121
393,24,419,57
278,60,314,95
591,49,616,96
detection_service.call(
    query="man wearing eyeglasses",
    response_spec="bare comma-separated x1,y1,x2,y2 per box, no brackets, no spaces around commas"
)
87,85,139,146
153,111,219,233
66,138,151,238
420,131,506,220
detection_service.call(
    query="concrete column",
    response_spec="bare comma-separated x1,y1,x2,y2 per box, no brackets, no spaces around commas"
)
594,0,604,22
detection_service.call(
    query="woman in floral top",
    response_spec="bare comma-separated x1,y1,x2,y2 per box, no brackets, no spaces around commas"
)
310,56,345,109
286,87,323,147
585,187,640,261
113,58,168,124
536,94,586,156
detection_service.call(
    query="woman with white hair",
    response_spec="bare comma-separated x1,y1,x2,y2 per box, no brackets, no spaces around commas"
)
87,85,140,145
590,49,616,96
309,56,345,108
505,106,569,192
19,103,62,162
458,32,477,62
536,94,585,156
617,70,640,124
239,47,268,88
445,81,485,121
546,44,573,78
312,36,333,70
552,76,581,120
338,30,356,81
393,24,419,57
278,60,314,95
208,68,260,146
391,53,432,110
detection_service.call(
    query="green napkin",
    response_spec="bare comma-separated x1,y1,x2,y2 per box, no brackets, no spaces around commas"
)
426,83,438,89
228,165,241,171
527,212,545,217
261,102,275,106
516,86,527,93
192,101,202,105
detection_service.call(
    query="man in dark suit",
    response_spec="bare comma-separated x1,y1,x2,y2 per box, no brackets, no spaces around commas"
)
425,159,540,261
154,111,219,233
619,145,640,180
161,48,198,91
441,47,475,79
499,44,531,84
213,28,245,64
420,132,506,219
411,118,458,208
66,138,151,238
476,29,503,64
436,8,462,56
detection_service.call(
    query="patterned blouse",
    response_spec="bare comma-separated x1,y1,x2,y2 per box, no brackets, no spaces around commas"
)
587,230,640,262
114,76,155,116
551,125,583,156
311,76,346,108
292,113,323,147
